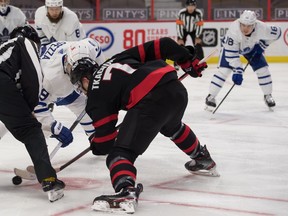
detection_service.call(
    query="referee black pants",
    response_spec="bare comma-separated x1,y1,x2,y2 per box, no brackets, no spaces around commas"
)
0,73,56,183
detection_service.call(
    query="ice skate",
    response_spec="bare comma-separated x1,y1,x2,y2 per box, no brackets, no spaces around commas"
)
205,94,216,112
92,183,143,214
42,177,65,202
185,145,220,177
264,94,275,111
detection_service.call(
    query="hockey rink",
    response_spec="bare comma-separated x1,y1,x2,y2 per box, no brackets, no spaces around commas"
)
0,63,287,216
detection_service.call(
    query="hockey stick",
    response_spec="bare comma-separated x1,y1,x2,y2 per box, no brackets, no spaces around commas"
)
50,108,87,159
54,146,90,173
52,123,121,174
26,108,87,173
178,48,218,81
212,61,250,115
14,109,87,180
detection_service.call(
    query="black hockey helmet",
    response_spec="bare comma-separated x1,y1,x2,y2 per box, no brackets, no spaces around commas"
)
69,57,98,85
10,25,40,45
186,0,196,6
185,45,195,56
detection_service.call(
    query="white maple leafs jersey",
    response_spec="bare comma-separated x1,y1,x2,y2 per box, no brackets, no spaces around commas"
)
34,38,105,135
221,20,281,69
0,6,27,43
34,6,86,45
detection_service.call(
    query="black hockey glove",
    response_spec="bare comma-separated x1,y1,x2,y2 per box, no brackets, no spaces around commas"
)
177,58,208,78
89,133,113,156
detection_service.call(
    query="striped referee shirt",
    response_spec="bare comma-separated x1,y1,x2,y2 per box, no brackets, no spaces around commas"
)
0,37,43,111
176,8,204,39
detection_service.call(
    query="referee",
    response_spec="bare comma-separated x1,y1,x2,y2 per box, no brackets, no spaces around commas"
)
176,0,204,59
0,25,65,201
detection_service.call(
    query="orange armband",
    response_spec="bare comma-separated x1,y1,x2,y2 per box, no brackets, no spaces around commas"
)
176,19,184,25
196,21,204,26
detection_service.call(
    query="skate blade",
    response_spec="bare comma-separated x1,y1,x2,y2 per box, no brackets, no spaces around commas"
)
189,166,220,177
92,200,136,214
119,201,136,214
48,189,64,202
91,201,111,212
268,107,274,112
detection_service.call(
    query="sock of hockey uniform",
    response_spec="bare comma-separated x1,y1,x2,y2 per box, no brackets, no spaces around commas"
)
109,158,137,192
209,68,231,97
255,67,273,95
171,124,200,158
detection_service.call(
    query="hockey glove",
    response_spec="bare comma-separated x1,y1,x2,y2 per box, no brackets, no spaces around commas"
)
178,58,207,78
89,133,114,155
232,67,244,85
51,121,73,147
252,40,269,56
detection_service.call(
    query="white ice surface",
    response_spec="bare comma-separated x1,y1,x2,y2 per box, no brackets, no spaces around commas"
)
0,63,287,216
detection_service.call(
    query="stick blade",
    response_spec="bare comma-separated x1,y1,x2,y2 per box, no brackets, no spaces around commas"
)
14,168,37,180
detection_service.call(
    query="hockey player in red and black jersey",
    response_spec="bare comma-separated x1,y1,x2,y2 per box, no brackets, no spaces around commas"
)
65,37,219,213
0,25,64,202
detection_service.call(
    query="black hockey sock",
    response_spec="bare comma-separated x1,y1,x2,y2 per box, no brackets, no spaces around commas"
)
172,124,200,157
109,158,137,192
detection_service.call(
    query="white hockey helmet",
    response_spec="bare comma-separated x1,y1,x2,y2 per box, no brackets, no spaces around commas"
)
0,0,10,14
45,0,63,7
66,41,91,68
65,40,100,80
239,10,257,26
66,39,103,68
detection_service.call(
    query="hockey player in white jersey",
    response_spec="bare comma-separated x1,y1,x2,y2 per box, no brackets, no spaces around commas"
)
0,0,27,43
0,37,105,149
205,10,281,110
34,0,85,45
34,37,106,149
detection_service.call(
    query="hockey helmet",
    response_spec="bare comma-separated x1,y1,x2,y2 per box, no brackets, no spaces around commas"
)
10,25,40,45
65,39,103,71
186,0,196,6
45,0,63,7
239,10,257,26
185,45,195,56
66,41,92,70
0,0,10,14
69,57,98,85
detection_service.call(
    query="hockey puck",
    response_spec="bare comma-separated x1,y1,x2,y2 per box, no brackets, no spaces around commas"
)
12,176,22,185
